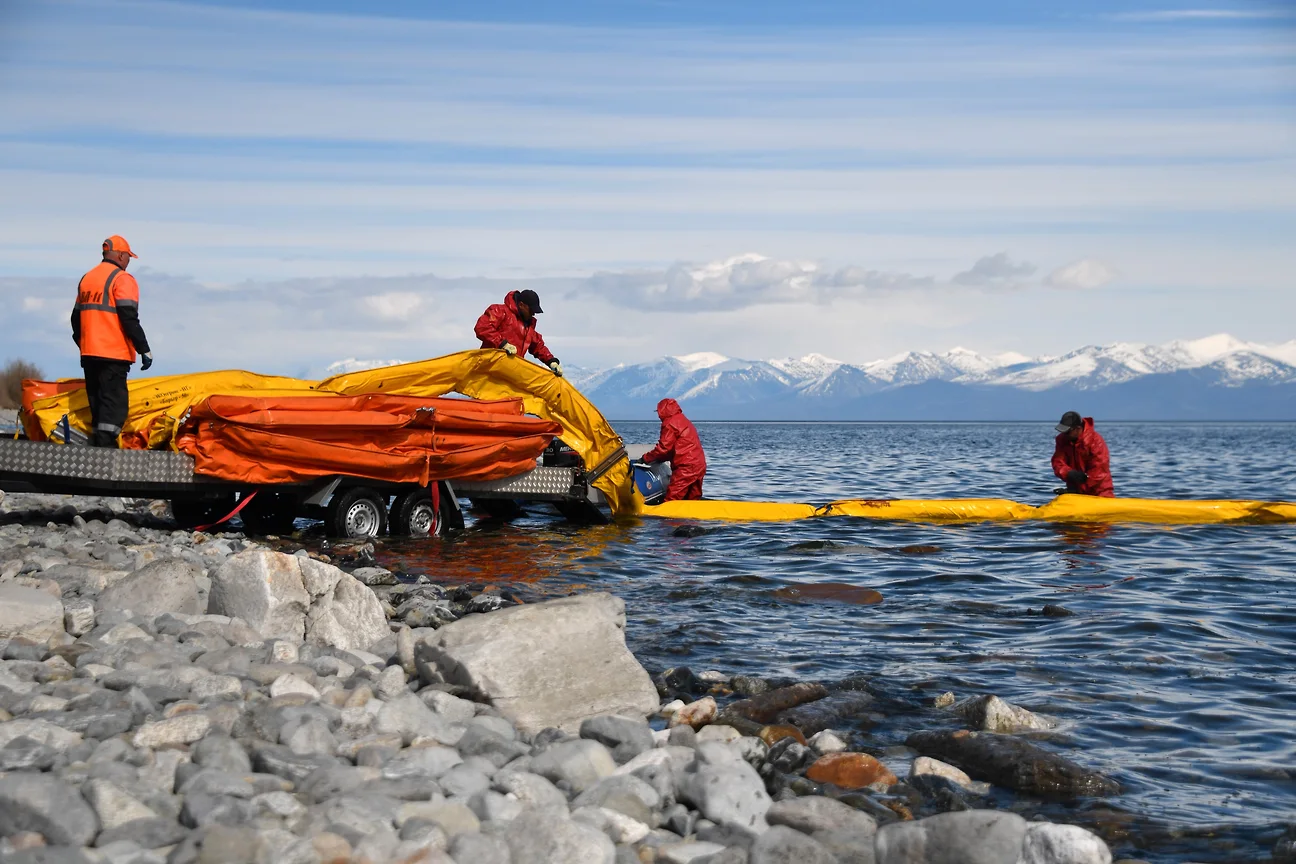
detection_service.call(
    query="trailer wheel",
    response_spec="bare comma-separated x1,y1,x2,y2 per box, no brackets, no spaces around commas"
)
328,487,387,539
171,494,236,530
239,491,299,536
391,490,437,537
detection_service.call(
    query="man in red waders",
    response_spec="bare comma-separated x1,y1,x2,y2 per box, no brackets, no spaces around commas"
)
641,398,707,501
71,236,153,448
474,289,562,376
1051,411,1114,497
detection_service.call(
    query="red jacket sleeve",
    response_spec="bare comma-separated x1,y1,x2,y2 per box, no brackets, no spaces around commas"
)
1051,437,1073,481
1086,434,1110,476
474,306,507,348
643,419,681,464
528,329,555,365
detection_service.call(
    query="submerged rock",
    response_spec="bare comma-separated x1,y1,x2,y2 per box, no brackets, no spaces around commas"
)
717,683,829,726
906,730,1119,799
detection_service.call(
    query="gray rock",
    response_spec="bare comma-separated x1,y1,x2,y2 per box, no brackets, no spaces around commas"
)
0,735,59,771
421,689,478,725
450,831,510,864
750,825,838,864
0,849,95,864
409,800,480,839
808,827,877,864
874,810,1028,864
677,758,772,833
439,764,491,800
0,773,99,846
0,584,64,642
953,695,1054,733
82,778,159,830
303,565,389,653
1018,822,1113,864
207,549,310,641
468,789,524,824
504,808,616,864
454,723,529,768
62,598,97,637
95,817,189,849
580,714,655,764
492,769,569,813
376,693,461,745
381,745,464,781
572,775,660,825
132,714,210,748
96,559,203,619
191,734,253,774
179,790,255,828
415,593,658,735
251,743,341,784
656,842,728,863
530,738,618,794
766,796,878,836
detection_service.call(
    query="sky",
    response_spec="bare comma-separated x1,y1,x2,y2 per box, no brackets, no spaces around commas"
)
1,0,1294,379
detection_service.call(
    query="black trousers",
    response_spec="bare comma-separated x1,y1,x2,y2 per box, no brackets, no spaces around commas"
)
81,357,131,448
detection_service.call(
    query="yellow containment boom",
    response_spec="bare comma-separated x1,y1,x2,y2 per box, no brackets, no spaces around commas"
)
642,495,1296,525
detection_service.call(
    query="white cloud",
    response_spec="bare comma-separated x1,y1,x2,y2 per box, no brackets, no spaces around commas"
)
1046,259,1117,290
22,297,44,311
952,253,1036,287
576,254,937,311
364,291,423,320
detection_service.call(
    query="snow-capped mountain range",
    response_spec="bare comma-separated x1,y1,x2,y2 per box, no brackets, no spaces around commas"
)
330,335,1296,420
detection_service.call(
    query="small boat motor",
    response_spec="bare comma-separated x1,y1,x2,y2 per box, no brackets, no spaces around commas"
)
631,460,671,506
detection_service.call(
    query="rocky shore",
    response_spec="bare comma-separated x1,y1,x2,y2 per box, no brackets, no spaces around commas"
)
0,490,1249,864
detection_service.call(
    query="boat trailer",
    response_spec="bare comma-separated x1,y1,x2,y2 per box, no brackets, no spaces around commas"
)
0,437,631,537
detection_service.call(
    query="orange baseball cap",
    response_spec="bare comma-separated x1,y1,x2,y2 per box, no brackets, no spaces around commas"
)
102,235,139,258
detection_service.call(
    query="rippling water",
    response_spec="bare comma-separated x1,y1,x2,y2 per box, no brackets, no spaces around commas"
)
381,422,1296,863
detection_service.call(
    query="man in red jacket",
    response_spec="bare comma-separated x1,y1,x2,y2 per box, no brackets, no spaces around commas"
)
474,289,562,376
640,398,707,502
1052,411,1114,497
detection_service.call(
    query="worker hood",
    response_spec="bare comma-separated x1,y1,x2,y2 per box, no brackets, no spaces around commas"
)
656,398,682,420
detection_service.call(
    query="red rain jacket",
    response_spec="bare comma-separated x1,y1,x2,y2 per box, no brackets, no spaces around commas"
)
1052,417,1114,497
643,398,707,495
474,292,556,365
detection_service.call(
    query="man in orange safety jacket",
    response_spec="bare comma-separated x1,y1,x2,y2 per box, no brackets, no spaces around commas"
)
71,235,153,447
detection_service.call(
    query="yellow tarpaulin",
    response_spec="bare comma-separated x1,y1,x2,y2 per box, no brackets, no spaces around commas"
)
320,351,634,515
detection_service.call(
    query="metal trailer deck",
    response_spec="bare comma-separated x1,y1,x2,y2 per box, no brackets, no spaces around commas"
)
0,437,618,536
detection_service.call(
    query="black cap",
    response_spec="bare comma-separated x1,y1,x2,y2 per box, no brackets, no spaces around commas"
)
1055,411,1082,433
515,289,543,314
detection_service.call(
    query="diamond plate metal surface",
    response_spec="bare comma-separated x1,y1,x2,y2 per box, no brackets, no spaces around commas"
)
454,466,580,499
0,439,197,484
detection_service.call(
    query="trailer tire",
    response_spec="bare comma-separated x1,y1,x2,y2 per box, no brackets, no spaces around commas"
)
391,490,437,537
239,491,299,536
328,487,388,539
171,494,237,530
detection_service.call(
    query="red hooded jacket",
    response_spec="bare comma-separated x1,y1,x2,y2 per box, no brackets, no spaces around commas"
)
643,398,707,482
1051,417,1114,497
474,292,556,365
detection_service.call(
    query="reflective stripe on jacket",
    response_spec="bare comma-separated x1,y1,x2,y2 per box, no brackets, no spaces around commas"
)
73,261,141,362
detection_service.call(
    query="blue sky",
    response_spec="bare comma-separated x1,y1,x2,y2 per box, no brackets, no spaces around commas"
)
1,0,1293,378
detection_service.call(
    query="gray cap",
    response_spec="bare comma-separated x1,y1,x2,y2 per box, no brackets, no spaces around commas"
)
1055,410,1082,433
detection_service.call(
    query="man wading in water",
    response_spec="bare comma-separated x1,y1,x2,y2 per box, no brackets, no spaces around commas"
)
1052,411,1114,497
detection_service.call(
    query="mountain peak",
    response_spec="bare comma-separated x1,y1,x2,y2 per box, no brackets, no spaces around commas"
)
671,351,731,372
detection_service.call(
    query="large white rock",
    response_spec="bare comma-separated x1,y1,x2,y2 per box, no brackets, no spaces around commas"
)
0,583,64,642
208,550,386,650
209,550,310,641
415,593,658,735
96,558,203,618
1017,823,1113,864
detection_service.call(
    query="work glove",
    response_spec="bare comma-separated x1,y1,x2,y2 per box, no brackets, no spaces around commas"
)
140,352,153,371
548,359,563,377
1065,469,1087,486
501,342,518,357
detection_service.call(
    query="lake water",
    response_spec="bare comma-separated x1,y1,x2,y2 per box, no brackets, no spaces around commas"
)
382,422,1296,863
